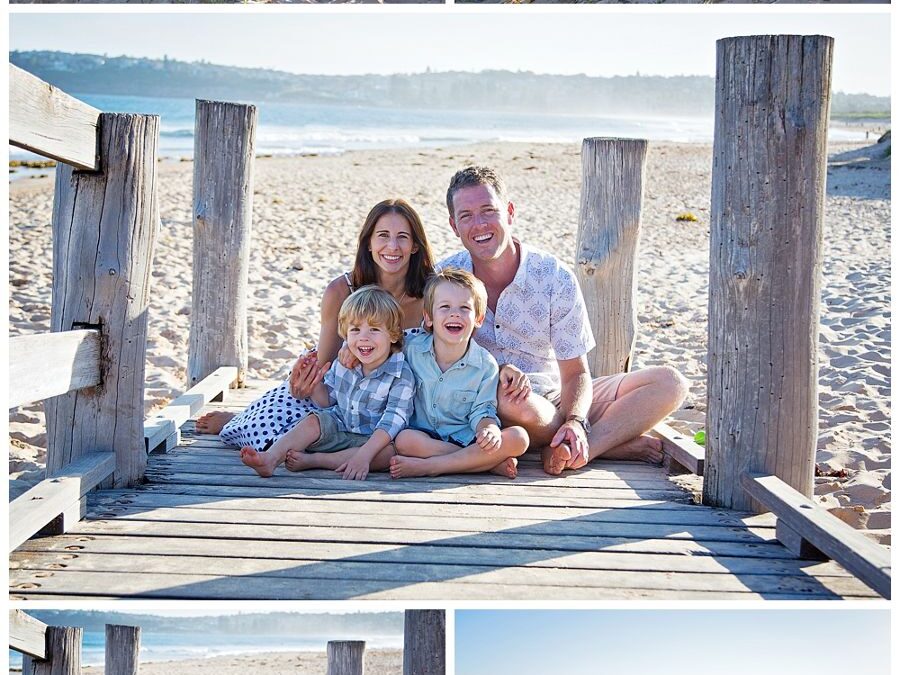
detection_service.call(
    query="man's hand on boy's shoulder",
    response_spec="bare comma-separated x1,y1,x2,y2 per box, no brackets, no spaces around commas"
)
499,364,532,402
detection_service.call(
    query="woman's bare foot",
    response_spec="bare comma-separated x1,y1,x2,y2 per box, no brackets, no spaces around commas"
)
195,411,235,435
389,455,432,479
240,446,278,477
489,457,518,479
602,435,665,464
541,442,571,476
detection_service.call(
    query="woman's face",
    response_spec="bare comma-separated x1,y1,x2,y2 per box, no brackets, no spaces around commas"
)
369,212,419,276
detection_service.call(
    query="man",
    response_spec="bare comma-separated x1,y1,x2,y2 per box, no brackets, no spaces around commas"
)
439,166,688,475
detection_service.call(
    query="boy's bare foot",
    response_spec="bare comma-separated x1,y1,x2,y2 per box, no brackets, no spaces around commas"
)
240,446,278,477
389,455,432,479
603,435,664,464
195,411,235,435
489,457,518,479
542,442,571,476
284,450,316,472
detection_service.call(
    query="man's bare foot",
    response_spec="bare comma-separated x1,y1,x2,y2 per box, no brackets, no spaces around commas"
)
284,450,316,472
603,435,664,464
542,443,571,476
240,446,278,477
195,411,235,435
489,457,518,479
389,455,432,479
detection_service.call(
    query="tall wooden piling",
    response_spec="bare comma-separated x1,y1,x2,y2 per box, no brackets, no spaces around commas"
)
45,113,160,486
704,35,833,511
105,625,141,675
188,99,257,389
403,610,445,675
22,626,82,675
327,640,365,675
577,138,648,375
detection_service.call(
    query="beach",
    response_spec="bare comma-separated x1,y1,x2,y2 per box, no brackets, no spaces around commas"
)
16,648,403,674
7,138,891,540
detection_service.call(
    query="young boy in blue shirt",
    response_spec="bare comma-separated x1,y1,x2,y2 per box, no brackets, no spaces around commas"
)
389,268,529,479
240,285,415,481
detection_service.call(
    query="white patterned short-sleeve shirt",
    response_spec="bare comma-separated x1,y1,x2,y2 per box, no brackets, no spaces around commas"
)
439,242,595,396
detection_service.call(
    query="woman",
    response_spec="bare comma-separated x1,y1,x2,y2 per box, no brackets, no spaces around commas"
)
196,198,435,451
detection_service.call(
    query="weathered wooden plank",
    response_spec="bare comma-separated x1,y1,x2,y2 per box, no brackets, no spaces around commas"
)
106,625,140,675
88,489,774,528
144,367,238,453
13,537,858,577
705,35,833,511
146,457,682,491
328,641,364,675
189,100,257,388
9,609,48,659
142,469,692,501
81,504,774,544
9,64,100,170
22,626,82,675
46,112,160,487
652,422,705,475
742,473,891,598
404,610,444,675
9,452,116,551
577,137,647,374
8,330,102,409
99,481,709,512
55,516,782,553
7,568,873,601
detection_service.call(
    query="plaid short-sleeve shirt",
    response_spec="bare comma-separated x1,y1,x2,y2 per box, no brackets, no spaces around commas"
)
439,241,596,396
322,351,415,439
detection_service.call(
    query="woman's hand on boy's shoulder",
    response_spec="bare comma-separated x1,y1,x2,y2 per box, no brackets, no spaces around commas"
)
499,364,532,402
337,343,360,370
290,350,329,399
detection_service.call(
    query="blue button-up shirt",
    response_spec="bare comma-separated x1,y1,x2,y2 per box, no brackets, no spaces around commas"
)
322,350,415,439
404,332,500,446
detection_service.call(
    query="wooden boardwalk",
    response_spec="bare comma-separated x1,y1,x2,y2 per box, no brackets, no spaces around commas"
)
9,383,879,600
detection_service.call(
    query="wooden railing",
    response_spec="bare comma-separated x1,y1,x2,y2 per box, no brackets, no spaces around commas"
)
10,609,446,675
8,66,247,550
573,36,889,598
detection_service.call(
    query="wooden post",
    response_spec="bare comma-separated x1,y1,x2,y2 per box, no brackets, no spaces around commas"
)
45,113,160,487
576,138,648,375
704,35,833,511
403,610,445,675
22,626,82,675
327,640,365,675
105,624,141,675
188,99,257,389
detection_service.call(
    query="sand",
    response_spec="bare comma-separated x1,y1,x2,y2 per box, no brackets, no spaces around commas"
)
75,648,400,674
7,138,891,541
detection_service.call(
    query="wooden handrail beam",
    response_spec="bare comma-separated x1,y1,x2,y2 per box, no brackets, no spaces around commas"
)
145,366,239,453
8,330,102,409
9,64,101,171
651,422,705,476
742,473,891,599
9,451,116,551
9,610,48,659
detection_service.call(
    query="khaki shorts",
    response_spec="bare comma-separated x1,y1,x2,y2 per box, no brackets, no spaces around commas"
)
306,410,370,454
543,373,627,424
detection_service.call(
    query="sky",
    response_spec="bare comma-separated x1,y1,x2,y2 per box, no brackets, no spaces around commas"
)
8,12,891,96
456,610,891,675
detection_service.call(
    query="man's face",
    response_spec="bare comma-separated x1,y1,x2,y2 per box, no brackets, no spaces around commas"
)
449,184,515,263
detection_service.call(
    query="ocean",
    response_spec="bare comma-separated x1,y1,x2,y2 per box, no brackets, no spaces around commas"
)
8,630,402,670
9,92,870,167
